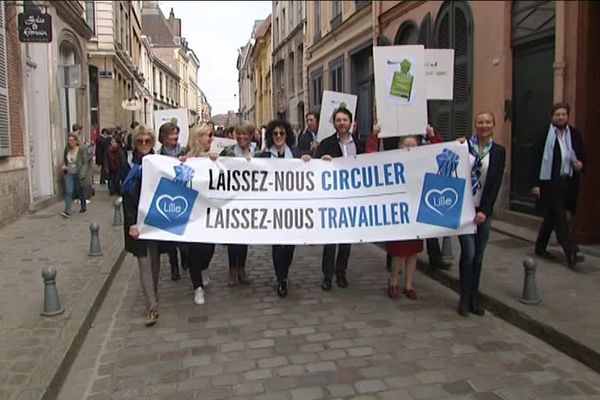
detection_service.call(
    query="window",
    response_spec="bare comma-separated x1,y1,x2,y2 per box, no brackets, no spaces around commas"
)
289,52,295,91
314,2,321,41
332,1,342,28
85,1,96,35
275,17,279,45
0,2,10,156
329,58,344,92
430,1,473,140
355,0,371,9
282,8,286,37
310,68,323,111
394,21,418,45
418,13,432,46
297,44,303,92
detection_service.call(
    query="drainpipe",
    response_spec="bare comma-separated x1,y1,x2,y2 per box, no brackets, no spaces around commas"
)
553,1,566,102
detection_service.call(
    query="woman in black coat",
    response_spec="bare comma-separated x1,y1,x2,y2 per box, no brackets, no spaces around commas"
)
121,127,161,327
458,112,506,316
257,120,311,297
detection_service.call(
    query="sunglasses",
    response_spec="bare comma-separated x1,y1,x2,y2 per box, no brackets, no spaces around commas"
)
136,138,152,145
273,130,286,137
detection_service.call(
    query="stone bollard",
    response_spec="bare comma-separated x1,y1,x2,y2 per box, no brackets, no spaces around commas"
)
41,266,65,316
112,197,123,226
519,256,542,305
89,222,103,256
441,236,454,263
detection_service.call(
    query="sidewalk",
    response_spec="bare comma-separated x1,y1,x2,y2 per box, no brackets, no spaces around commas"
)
419,228,600,373
0,185,125,400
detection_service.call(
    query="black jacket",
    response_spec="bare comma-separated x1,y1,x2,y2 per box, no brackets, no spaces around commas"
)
470,141,506,218
297,129,317,155
122,151,155,257
529,125,586,213
314,133,365,159
257,146,302,159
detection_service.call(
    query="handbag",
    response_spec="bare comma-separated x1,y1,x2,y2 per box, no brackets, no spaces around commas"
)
144,163,198,236
417,148,466,230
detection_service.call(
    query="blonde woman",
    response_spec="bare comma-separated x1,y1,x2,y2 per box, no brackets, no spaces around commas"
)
60,134,88,217
121,127,161,326
183,125,218,305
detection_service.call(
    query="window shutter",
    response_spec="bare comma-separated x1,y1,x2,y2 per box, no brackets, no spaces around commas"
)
431,10,452,139
0,2,11,157
453,5,471,137
418,13,431,47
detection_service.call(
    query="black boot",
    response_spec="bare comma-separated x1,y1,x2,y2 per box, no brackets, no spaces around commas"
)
170,263,180,281
469,292,485,316
277,280,288,298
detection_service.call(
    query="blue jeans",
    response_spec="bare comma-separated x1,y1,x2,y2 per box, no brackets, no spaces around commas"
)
458,217,492,310
64,173,86,213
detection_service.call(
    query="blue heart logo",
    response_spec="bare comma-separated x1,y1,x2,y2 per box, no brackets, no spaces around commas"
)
424,188,459,216
155,194,189,221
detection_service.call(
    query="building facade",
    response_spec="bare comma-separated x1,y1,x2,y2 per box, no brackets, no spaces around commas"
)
376,0,599,244
254,16,273,128
139,35,154,126
305,0,373,137
198,89,212,123
152,57,180,111
87,0,144,131
237,40,256,124
272,0,305,126
187,49,200,125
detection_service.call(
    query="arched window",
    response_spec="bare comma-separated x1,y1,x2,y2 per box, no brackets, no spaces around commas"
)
430,1,473,140
394,21,419,45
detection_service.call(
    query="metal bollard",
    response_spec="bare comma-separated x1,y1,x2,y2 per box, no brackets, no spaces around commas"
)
112,197,123,226
441,236,454,263
89,222,103,256
519,256,542,305
41,266,65,316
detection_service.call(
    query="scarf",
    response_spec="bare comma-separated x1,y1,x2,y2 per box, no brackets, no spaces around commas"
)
539,124,573,180
234,142,256,158
121,151,151,194
269,145,294,159
161,143,181,157
469,135,493,196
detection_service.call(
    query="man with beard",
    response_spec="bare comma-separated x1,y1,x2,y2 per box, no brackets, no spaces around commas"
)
530,103,587,269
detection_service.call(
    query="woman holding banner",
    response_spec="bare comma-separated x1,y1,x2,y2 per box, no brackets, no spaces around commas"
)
220,123,258,286
458,112,505,316
121,127,161,327
182,124,219,305
386,135,423,300
257,120,311,297
314,107,365,291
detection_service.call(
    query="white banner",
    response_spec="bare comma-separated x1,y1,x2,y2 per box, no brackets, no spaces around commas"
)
317,91,358,141
210,137,237,154
153,108,190,148
137,142,476,244
374,45,428,138
425,49,455,100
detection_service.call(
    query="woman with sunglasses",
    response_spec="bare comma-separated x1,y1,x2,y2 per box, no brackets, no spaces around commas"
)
121,127,161,327
457,112,505,316
257,120,311,297
220,123,258,286
182,124,218,305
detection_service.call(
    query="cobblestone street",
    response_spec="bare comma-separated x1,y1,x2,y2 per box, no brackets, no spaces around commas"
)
58,243,600,400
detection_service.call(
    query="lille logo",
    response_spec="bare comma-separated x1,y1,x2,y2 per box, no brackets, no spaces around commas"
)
156,194,189,221
424,188,459,217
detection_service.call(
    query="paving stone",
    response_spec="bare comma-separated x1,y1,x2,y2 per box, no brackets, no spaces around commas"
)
233,381,265,396
354,379,388,394
326,383,356,397
290,387,324,400
244,368,273,380
258,356,288,368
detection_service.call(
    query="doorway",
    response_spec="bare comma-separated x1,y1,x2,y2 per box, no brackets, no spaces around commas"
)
350,44,373,138
510,37,554,213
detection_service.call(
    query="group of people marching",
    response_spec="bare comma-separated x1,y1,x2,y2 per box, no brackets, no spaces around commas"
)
114,101,585,328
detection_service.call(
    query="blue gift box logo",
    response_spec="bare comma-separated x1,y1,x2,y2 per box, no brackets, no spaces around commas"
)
417,149,465,230
144,163,198,236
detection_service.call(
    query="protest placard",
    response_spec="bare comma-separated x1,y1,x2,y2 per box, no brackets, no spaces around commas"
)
425,49,455,100
138,141,476,244
374,45,427,138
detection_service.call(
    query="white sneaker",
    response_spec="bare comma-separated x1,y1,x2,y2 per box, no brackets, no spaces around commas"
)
194,287,205,305
202,273,210,287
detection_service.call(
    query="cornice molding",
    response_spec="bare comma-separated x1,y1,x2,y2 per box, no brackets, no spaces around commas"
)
54,1,93,40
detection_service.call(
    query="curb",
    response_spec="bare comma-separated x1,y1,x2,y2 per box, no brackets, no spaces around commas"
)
418,260,600,374
40,239,126,400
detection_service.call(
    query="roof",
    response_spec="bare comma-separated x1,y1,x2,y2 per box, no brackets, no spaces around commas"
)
255,15,271,39
142,7,177,47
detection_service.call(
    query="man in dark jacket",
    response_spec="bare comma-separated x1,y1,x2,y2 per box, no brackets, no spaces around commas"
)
297,111,320,156
530,102,587,268
314,107,365,291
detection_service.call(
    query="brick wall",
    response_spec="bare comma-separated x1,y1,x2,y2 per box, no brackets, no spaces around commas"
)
6,2,25,156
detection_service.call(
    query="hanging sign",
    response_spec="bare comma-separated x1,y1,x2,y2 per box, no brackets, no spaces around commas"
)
18,11,53,43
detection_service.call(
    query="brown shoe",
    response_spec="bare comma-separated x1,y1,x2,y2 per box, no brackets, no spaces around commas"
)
228,267,239,287
145,310,159,327
237,267,253,284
